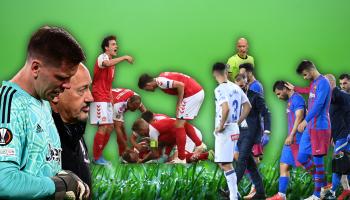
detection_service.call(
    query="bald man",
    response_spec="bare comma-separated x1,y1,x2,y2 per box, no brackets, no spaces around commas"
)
324,74,350,200
51,63,93,194
227,38,255,81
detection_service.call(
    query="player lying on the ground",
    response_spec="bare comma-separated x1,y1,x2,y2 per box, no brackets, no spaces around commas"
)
90,35,134,165
138,71,206,163
131,117,207,163
267,80,306,200
110,88,146,158
122,134,213,164
139,110,210,162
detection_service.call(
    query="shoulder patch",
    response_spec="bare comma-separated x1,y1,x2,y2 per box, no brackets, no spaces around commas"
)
0,127,13,146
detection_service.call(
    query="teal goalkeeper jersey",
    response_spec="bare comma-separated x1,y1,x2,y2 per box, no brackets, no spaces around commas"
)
0,81,61,199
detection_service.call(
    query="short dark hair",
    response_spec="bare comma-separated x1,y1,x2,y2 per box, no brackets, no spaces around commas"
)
296,60,315,74
101,35,117,52
212,62,227,73
339,73,350,80
27,26,85,67
138,74,154,89
273,80,287,92
141,110,154,123
239,63,254,73
235,73,246,82
122,150,137,163
129,95,141,104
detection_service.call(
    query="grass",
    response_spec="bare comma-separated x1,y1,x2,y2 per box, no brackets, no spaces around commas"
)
90,161,322,200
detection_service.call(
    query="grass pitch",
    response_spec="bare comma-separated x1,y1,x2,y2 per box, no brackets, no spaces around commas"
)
91,161,318,200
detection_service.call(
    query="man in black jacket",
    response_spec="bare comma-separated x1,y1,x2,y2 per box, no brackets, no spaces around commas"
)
324,74,350,199
51,63,94,194
234,74,271,199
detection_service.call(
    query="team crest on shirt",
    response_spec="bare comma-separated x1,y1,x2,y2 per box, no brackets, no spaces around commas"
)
309,92,315,98
0,128,13,146
46,143,62,163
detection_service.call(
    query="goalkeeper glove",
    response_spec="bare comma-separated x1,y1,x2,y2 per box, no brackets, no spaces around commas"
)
51,170,90,200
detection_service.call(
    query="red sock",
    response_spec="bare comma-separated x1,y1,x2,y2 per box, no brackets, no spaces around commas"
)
197,152,209,160
185,152,209,162
93,132,106,160
186,152,193,162
103,133,111,147
175,127,187,160
184,123,202,146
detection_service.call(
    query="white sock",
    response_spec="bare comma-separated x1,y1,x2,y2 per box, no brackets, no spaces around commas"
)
341,175,350,189
225,169,238,200
278,192,286,198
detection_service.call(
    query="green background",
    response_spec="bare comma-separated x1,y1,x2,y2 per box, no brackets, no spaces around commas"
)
0,0,349,165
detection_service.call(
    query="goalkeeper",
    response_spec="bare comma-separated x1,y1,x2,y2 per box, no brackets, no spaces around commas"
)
0,26,89,199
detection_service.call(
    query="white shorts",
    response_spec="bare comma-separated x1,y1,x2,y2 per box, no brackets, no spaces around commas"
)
177,90,204,120
185,127,203,152
214,123,239,163
89,102,114,125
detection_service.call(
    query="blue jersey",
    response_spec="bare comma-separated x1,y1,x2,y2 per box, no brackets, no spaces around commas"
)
249,80,264,95
0,81,60,199
305,75,331,130
287,92,305,144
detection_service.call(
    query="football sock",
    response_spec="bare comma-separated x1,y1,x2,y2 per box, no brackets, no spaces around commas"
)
279,176,289,194
225,169,238,200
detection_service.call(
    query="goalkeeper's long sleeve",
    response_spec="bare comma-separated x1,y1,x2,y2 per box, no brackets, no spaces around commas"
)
0,161,55,199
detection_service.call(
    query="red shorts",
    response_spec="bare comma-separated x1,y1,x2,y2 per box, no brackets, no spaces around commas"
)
252,143,263,157
310,129,331,156
290,143,302,167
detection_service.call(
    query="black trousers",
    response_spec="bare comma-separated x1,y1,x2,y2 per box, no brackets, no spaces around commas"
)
235,128,265,194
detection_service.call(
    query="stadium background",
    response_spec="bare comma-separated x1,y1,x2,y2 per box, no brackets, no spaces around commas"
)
0,0,349,166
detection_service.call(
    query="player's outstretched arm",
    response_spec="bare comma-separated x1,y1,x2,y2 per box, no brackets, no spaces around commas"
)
115,121,128,150
0,161,55,199
102,55,133,67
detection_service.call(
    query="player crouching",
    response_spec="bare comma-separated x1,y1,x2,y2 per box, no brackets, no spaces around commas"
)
130,117,210,163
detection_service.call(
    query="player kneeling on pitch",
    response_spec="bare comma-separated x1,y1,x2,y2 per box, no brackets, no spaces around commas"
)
111,88,147,158
140,111,213,163
138,71,206,163
212,62,251,200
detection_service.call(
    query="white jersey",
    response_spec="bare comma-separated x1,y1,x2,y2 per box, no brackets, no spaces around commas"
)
214,81,249,128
